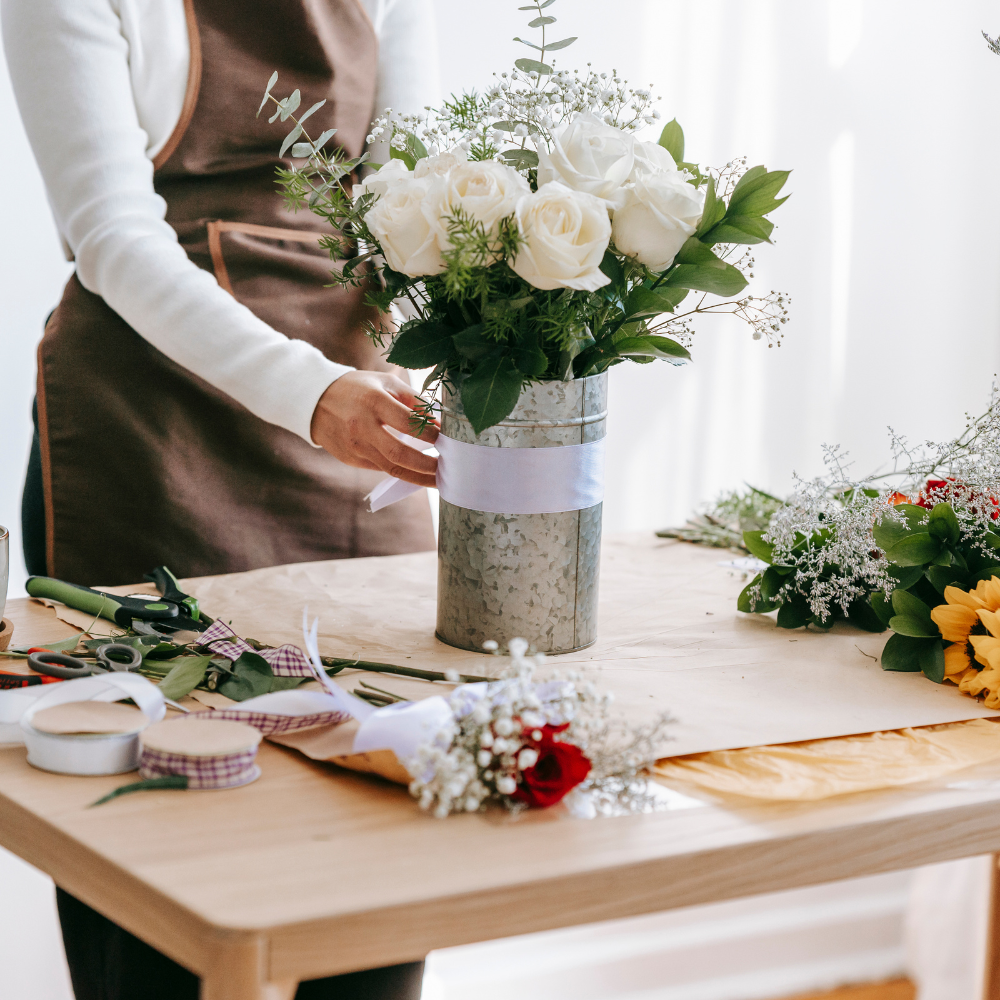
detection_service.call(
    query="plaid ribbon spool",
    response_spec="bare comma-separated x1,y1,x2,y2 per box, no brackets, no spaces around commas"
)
139,744,261,789
198,621,315,677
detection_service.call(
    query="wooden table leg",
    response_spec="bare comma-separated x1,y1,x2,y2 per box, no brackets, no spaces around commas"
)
984,855,1000,1000
198,934,298,1000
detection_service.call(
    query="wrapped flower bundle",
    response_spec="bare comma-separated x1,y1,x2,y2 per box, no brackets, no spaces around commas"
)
259,0,791,434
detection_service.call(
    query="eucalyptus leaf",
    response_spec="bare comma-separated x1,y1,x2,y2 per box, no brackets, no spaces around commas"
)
529,16,556,26
313,127,337,151
514,58,553,75
545,36,577,50
257,71,279,117
290,143,314,158
502,149,539,169
279,89,301,121
513,36,543,51
298,99,326,126
279,124,304,158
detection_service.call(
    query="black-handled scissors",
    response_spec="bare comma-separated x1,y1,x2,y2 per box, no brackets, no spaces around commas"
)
28,643,143,679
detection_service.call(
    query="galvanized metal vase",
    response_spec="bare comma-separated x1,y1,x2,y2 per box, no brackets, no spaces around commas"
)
435,374,607,654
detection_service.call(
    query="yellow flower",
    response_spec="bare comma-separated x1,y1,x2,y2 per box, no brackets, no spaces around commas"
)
930,577,1000,705
930,584,997,675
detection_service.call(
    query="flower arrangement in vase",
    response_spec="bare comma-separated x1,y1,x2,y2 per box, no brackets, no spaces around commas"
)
260,0,791,653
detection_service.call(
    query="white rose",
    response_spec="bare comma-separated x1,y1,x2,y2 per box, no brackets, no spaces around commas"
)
629,141,679,181
427,160,530,254
352,157,410,202
413,146,468,179
611,172,706,271
510,182,611,292
536,113,635,210
364,176,446,277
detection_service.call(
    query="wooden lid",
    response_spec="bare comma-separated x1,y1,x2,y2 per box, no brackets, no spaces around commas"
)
32,702,148,736
141,718,262,756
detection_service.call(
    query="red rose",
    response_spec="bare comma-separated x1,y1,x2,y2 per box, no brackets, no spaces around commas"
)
512,723,591,809
917,477,999,519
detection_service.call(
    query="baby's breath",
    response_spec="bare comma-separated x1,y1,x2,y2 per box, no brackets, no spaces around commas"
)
406,639,670,817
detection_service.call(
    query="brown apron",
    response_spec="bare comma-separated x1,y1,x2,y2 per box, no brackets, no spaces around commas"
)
37,0,434,586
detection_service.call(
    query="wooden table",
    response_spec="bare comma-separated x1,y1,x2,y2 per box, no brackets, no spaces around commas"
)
5,572,1000,1000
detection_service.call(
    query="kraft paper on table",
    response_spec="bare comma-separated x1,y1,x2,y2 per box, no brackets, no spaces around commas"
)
168,535,1000,758
31,534,1000,800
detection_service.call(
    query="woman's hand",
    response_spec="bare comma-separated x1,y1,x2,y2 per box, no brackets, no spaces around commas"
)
311,371,439,488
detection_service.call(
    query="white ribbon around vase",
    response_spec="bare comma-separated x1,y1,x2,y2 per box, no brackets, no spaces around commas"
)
367,433,606,515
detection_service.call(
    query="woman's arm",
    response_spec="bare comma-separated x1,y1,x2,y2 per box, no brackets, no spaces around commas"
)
364,0,441,162
1,0,364,447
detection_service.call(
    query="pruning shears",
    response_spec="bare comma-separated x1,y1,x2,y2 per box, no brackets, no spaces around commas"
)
25,566,213,638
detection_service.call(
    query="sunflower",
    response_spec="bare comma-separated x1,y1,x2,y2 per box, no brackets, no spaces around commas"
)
930,577,1000,708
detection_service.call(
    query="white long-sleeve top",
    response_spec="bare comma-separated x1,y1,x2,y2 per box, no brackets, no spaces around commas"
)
1,0,439,443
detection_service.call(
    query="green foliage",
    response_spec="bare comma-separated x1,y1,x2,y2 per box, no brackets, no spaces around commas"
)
657,486,785,549
217,652,308,702
739,495,1000,681
257,17,791,434
157,655,213,700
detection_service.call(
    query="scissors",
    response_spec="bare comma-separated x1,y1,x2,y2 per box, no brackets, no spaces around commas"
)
25,566,212,637
27,643,143,679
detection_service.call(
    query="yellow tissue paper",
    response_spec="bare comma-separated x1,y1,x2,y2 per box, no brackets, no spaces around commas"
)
653,718,1000,801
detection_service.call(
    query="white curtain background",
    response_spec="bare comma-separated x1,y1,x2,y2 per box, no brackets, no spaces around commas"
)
1,1,999,997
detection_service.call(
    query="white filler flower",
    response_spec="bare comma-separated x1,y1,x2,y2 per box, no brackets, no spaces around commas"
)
612,171,706,271
364,176,446,277
510,182,611,292
536,112,636,210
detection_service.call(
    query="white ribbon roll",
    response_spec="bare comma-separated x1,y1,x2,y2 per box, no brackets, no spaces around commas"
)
16,674,166,776
367,434,606,515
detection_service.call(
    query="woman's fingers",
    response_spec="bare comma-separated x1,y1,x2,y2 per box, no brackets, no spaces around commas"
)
371,425,437,477
311,371,439,488
377,392,440,444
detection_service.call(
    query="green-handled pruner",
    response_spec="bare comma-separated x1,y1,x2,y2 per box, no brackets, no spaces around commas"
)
25,574,209,635
144,566,207,624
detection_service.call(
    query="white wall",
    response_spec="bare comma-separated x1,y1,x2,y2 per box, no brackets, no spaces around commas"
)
3,2,1000,998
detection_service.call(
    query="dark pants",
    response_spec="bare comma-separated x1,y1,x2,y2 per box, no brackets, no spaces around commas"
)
23,403,423,1000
